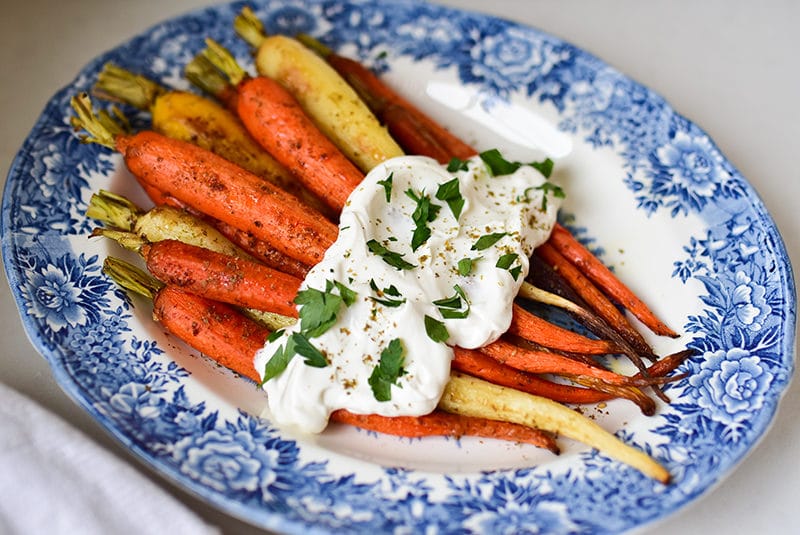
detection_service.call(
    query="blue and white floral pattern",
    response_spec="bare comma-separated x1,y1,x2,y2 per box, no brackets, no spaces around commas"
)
1,1,795,533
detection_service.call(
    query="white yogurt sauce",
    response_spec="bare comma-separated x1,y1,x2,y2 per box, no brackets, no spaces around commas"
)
254,154,561,433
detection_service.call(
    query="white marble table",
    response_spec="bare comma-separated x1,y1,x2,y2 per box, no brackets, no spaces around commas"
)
1,1,798,533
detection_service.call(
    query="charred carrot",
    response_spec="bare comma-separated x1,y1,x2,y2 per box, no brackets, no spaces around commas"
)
547,224,678,337
535,242,656,362
330,409,559,452
71,93,338,266
452,347,656,415
296,33,476,163
508,303,619,355
479,338,660,388
141,239,301,318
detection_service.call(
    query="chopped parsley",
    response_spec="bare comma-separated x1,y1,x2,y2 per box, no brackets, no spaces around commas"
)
377,172,393,202
294,281,353,338
516,182,566,211
424,315,450,343
290,332,329,368
433,285,470,319
368,338,406,401
435,178,465,220
496,253,523,281
447,157,469,172
471,232,507,251
261,279,356,381
457,256,480,276
260,331,295,384
369,279,406,308
406,188,441,251
479,148,554,178
367,239,416,270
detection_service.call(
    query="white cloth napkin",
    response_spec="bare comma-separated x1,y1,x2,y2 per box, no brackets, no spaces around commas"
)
0,381,221,535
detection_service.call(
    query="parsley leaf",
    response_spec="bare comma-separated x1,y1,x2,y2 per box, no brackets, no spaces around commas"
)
496,253,523,281
447,157,469,172
433,285,470,319
495,253,519,270
435,178,465,220
294,280,356,338
471,232,507,251
457,256,480,276
479,148,555,179
369,279,406,308
424,315,450,343
516,182,565,210
294,287,343,337
366,239,416,270
368,338,406,401
260,335,297,384
531,158,554,178
291,332,328,368
331,280,358,307
377,172,393,202
480,149,521,176
406,189,441,251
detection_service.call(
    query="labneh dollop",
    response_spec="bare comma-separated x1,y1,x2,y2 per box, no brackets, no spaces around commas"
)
254,154,561,433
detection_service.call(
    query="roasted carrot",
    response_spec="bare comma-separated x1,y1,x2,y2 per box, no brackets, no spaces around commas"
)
479,338,658,388
211,219,311,279
452,347,656,415
71,93,338,267
547,224,678,337
187,41,365,213
440,373,670,483
508,303,619,355
535,242,656,362
93,63,333,219
141,239,301,318
234,8,404,173
330,409,559,452
296,33,476,163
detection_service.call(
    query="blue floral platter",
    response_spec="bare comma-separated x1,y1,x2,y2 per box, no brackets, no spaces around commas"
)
2,0,796,533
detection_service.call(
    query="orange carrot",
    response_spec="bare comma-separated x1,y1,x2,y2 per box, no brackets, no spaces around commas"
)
508,303,619,355
71,93,338,267
135,178,312,279
479,338,651,387
153,285,267,382
115,131,338,267
233,75,364,212
210,220,311,279
143,239,301,318
452,347,656,414
329,409,559,452
535,242,655,361
547,224,678,337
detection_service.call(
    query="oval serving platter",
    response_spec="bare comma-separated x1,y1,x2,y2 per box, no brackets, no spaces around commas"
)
1,0,796,533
